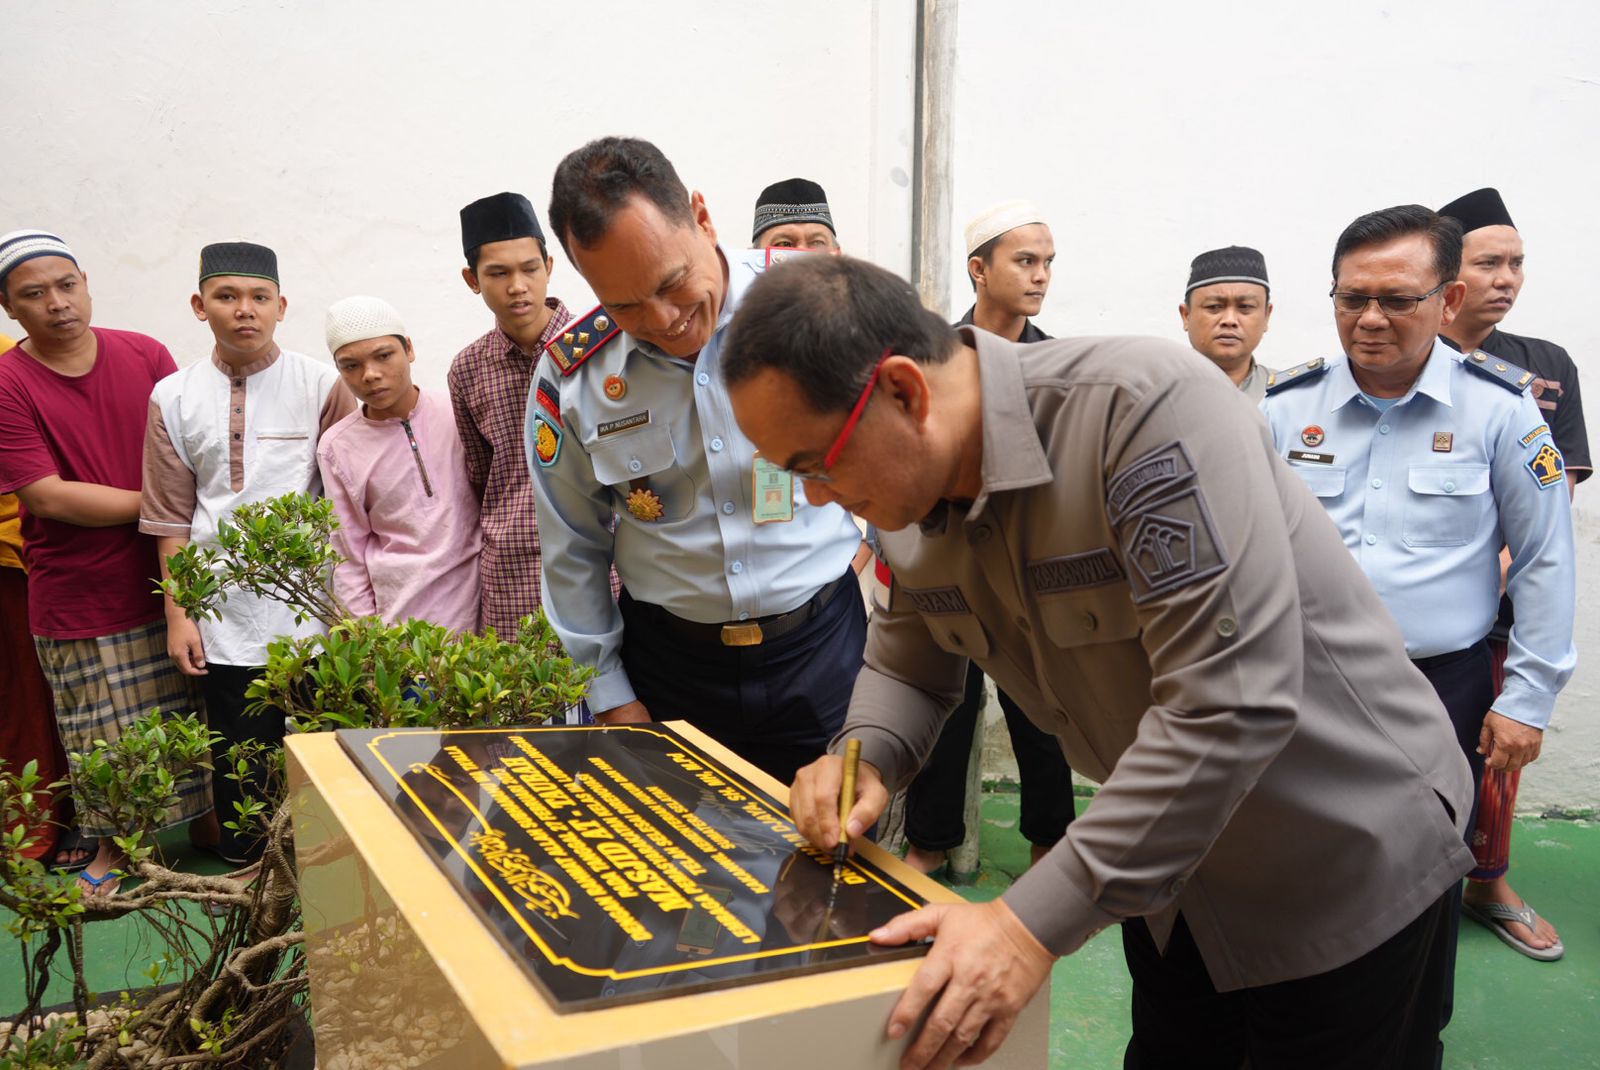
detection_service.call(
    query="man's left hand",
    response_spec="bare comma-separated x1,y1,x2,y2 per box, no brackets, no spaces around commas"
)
1479,710,1543,772
872,899,1055,1069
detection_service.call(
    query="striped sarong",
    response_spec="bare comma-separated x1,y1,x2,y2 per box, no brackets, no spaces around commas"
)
33,617,212,838
1468,637,1517,881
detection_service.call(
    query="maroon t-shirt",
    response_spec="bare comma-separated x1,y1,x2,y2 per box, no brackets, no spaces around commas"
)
0,328,176,639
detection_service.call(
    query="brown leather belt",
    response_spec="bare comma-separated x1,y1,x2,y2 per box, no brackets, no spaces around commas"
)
633,573,853,648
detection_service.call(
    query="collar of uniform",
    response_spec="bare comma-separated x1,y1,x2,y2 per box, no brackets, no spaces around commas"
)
1411,337,1456,406
210,344,280,378
960,326,1053,518
1326,339,1454,412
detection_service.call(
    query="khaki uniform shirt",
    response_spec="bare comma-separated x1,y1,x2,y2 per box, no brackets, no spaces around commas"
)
847,328,1473,991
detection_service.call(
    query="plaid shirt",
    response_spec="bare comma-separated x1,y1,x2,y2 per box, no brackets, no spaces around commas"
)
448,300,572,636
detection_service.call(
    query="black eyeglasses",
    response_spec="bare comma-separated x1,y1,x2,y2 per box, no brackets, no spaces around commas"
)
1329,281,1447,317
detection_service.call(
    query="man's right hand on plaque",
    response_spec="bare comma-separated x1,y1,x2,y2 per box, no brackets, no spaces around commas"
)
790,753,888,852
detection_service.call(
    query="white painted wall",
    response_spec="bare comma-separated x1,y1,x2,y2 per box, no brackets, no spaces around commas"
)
5,0,1596,808
0,0,917,392
949,0,1600,810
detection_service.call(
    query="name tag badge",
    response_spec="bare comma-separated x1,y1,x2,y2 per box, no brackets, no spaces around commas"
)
1286,449,1335,465
751,454,794,524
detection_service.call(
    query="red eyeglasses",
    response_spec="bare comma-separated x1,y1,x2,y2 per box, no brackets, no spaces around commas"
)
796,347,891,485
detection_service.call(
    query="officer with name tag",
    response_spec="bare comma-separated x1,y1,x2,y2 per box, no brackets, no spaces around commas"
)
720,253,1476,1069
528,137,866,785
1261,204,1574,801
1261,204,1576,1051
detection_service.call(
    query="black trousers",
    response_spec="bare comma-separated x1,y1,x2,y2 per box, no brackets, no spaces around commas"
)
1411,640,1494,831
1122,893,1456,1070
618,574,867,786
200,663,284,863
904,663,1075,850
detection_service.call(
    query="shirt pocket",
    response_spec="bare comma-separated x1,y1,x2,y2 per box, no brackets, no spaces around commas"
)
1403,463,1491,548
1290,463,1347,499
924,611,992,659
1037,588,1142,648
588,423,695,522
254,428,317,493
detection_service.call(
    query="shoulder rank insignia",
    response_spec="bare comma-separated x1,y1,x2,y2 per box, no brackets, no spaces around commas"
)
545,305,622,378
1461,350,1534,394
1264,357,1328,397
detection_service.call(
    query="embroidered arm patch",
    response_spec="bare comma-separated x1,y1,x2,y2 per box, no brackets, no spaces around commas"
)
1113,487,1228,604
532,411,562,467
534,376,561,426
1106,441,1198,524
1519,423,1551,448
1525,442,1565,489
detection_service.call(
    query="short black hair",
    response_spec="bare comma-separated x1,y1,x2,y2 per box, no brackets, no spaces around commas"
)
466,236,547,273
547,137,694,258
965,233,1001,292
1332,205,1462,285
723,255,959,413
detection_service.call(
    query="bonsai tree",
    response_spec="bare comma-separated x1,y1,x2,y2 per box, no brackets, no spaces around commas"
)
1,492,589,1068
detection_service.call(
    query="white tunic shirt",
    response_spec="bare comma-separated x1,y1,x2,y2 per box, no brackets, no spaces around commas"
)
141,348,352,666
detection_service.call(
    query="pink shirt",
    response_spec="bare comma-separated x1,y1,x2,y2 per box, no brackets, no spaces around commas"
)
0,329,175,638
316,388,483,633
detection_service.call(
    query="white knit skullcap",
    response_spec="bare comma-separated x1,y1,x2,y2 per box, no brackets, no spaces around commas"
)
0,229,77,288
963,200,1047,257
325,296,407,357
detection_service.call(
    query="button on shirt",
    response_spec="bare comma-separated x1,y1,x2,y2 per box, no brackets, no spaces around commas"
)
528,247,861,712
1261,340,1575,729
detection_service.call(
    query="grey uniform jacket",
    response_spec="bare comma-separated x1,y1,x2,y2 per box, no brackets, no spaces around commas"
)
846,327,1474,991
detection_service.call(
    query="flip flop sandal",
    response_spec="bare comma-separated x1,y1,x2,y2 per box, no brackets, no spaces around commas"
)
76,868,124,897
1462,900,1565,962
50,829,95,873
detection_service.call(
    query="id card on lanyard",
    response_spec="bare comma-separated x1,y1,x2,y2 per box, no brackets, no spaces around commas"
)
752,454,795,524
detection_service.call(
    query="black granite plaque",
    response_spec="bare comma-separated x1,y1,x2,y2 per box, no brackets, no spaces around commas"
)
336,725,929,1012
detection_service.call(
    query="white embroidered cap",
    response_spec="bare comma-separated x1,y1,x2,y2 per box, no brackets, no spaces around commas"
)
325,295,407,357
963,200,1047,257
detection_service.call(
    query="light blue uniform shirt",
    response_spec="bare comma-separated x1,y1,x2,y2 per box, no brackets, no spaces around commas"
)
1261,339,1575,729
527,247,861,712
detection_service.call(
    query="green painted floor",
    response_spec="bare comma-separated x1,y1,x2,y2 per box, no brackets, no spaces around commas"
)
946,795,1600,1069
3,802,1596,1068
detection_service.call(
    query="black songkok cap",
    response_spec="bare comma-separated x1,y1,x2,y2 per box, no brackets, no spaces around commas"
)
1439,187,1516,234
751,177,835,243
198,242,278,285
460,192,544,259
1185,245,1269,299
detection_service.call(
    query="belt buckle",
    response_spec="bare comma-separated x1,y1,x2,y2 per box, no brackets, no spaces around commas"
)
720,622,764,647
